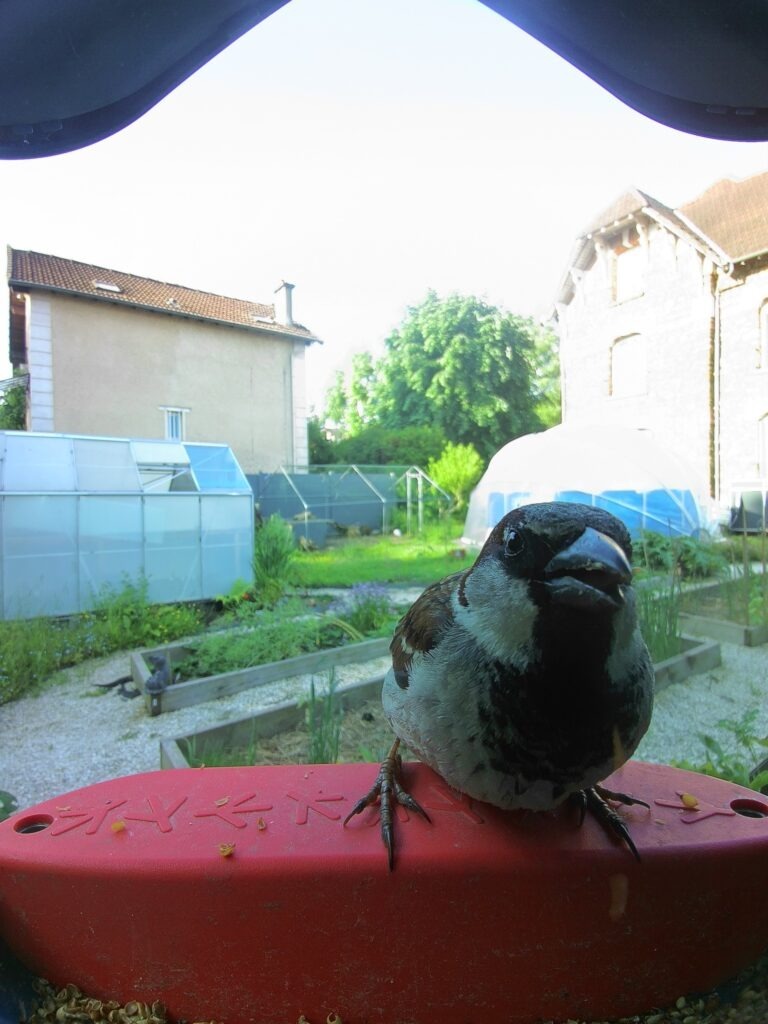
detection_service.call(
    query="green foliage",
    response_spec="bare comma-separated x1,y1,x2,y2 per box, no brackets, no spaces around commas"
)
672,708,768,793
329,583,395,635
321,292,556,461
307,416,337,464
253,515,296,605
176,611,327,680
0,380,26,430
182,729,259,769
427,441,485,512
636,578,680,663
215,578,257,612
0,790,18,822
304,671,343,764
374,292,546,458
637,531,727,579
0,580,201,704
529,328,562,428
324,352,379,436
330,423,446,467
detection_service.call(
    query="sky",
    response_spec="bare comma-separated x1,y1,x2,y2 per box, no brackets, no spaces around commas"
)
3,0,768,412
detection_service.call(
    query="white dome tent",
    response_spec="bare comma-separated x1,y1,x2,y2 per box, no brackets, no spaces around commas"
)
462,424,710,546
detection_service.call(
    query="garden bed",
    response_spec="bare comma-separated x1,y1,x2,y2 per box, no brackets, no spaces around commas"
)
132,636,390,715
679,578,768,646
161,636,721,769
160,672,387,768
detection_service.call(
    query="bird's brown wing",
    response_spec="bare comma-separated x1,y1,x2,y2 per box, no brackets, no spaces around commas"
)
389,571,464,689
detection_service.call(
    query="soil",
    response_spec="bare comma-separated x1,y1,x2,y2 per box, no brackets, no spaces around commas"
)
255,697,404,765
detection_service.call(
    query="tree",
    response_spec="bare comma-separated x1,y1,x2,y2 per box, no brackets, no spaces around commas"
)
0,380,26,430
323,352,380,436
427,441,485,512
374,292,545,458
530,328,562,428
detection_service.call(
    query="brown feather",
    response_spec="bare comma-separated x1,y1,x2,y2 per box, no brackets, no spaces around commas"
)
389,570,466,688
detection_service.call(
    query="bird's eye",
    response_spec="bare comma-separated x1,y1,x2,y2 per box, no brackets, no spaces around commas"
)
503,528,525,558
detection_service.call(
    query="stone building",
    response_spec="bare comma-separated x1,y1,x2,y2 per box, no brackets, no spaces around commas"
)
553,171,768,509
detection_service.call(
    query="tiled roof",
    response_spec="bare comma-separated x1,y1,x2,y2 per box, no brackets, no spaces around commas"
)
580,187,684,238
7,248,319,342
680,172,768,261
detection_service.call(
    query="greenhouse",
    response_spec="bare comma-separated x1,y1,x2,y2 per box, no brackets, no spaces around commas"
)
463,424,710,546
0,431,254,620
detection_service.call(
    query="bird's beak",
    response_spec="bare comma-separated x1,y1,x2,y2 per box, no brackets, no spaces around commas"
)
543,526,632,611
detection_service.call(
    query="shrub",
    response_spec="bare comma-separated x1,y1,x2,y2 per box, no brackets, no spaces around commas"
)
637,531,727,579
426,441,485,512
253,515,296,605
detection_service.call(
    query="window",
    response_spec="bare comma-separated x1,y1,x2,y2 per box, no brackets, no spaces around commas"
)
611,226,646,303
610,334,647,397
760,414,768,477
758,303,768,369
161,406,188,441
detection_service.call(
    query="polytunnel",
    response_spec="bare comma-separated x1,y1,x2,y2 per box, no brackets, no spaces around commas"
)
0,432,254,620
462,424,710,546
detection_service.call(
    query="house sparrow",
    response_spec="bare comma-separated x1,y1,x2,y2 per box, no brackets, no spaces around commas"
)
345,502,654,867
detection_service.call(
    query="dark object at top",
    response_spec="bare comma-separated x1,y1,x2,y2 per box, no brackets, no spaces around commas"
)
3,0,768,160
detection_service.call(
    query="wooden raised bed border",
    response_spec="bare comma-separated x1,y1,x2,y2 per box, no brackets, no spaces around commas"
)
161,637,720,768
679,612,768,647
653,635,721,690
132,636,390,715
160,673,385,768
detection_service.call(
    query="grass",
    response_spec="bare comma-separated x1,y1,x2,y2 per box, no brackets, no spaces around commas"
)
294,517,473,588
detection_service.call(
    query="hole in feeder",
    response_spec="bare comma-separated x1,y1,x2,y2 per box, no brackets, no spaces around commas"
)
13,814,54,834
730,798,768,819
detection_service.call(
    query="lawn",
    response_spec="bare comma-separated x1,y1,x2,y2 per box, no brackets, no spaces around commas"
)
294,520,474,588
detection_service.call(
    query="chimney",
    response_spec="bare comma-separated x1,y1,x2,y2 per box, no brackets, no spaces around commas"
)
274,280,295,326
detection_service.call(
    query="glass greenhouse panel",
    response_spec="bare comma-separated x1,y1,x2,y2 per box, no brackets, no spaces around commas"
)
186,444,250,491
74,438,140,491
2,434,76,491
201,495,254,595
2,495,78,617
144,496,203,603
78,496,143,604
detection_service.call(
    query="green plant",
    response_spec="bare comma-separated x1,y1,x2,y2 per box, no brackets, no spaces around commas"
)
182,729,259,768
253,515,296,605
0,790,19,822
672,708,768,792
636,577,681,663
426,441,485,513
637,531,727,579
215,578,256,611
304,671,342,764
0,581,202,704
176,610,326,680
0,377,26,430
330,583,394,635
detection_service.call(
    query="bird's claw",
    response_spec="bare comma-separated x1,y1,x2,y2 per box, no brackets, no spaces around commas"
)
343,738,431,869
575,784,648,861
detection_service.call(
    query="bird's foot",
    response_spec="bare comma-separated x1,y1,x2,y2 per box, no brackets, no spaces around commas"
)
343,738,431,869
573,784,649,861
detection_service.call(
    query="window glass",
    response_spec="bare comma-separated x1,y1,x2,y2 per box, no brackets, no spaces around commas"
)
611,334,647,397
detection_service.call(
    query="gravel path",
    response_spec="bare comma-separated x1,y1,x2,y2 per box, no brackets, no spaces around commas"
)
2,634,767,813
